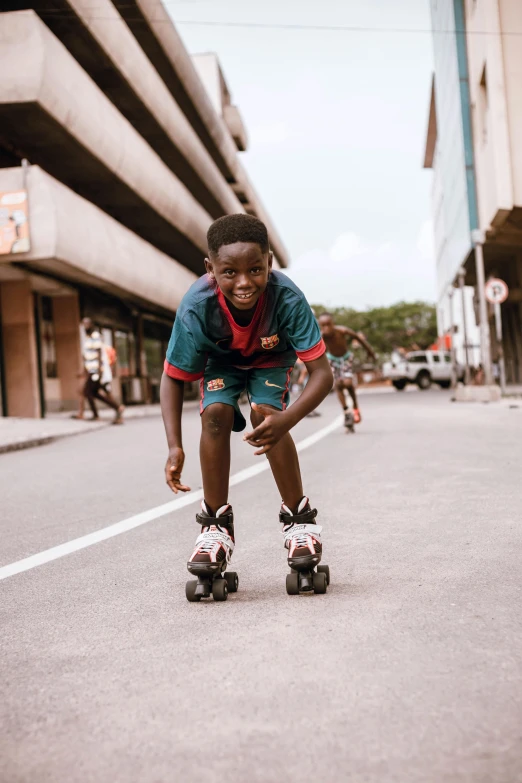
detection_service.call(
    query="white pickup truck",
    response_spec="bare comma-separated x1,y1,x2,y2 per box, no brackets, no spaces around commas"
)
382,350,464,390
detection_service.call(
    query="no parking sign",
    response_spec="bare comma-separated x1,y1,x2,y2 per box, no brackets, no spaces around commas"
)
485,278,508,305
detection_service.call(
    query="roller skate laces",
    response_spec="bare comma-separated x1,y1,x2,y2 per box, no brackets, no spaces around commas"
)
280,497,322,566
188,502,235,571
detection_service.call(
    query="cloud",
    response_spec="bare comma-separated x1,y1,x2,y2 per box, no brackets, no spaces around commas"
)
250,121,291,147
285,228,436,309
416,219,435,262
329,232,367,263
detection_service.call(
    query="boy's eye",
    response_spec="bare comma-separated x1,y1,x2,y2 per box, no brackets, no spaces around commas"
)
251,267,262,274
223,270,235,277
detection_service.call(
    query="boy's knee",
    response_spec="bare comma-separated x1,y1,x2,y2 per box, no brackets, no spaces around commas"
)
250,404,277,427
202,404,234,437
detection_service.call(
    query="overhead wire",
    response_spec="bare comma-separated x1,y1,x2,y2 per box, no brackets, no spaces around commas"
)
10,9,522,36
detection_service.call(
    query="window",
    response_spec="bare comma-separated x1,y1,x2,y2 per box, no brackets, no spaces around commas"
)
144,337,163,383
115,330,134,377
432,354,441,363
102,328,113,348
444,354,452,364
407,353,428,364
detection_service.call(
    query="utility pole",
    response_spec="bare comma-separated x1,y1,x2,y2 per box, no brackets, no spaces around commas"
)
448,286,457,388
471,229,493,385
457,267,470,384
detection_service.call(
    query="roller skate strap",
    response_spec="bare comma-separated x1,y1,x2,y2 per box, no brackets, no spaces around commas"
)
283,523,322,542
195,529,234,551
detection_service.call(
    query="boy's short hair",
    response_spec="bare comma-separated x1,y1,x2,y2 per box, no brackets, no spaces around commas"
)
207,213,269,256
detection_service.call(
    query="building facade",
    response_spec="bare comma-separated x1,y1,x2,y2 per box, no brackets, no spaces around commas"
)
424,0,481,369
0,2,288,416
425,0,522,381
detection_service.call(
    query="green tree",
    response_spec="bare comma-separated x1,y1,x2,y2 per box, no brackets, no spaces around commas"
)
313,301,437,360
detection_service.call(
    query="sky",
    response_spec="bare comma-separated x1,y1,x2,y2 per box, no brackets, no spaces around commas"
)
170,0,436,309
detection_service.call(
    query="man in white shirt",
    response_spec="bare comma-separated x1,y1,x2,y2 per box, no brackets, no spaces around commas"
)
80,318,124,424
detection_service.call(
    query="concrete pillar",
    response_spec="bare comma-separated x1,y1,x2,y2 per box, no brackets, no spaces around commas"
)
53,293,82,410
0,280,41,417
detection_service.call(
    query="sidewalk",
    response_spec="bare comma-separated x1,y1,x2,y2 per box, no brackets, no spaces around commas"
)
0,404,170,455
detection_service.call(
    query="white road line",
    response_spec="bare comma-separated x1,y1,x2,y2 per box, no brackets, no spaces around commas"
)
0,414,342,582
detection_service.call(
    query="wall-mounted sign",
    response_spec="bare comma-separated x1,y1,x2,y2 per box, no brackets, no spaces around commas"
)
0,190,30,255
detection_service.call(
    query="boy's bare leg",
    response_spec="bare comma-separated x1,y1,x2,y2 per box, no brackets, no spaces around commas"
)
200,403,234,511
345,380,358,409
250,408,303,511
335,380,347,409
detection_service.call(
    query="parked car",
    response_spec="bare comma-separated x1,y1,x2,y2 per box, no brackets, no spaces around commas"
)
382,351,464,390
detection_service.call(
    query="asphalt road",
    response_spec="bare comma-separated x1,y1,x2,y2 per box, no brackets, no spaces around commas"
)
1,391,521,782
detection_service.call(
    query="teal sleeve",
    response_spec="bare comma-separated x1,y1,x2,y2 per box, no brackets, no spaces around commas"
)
165,314,206,380
282,294,322,354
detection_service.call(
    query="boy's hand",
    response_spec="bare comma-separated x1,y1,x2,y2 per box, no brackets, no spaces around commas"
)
165,447,191,493
243,403,290,455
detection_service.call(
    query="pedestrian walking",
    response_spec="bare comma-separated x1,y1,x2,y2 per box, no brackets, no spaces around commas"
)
74,318,124,424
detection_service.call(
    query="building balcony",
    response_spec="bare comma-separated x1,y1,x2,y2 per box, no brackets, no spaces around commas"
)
0,10,209,274
0,165,197,315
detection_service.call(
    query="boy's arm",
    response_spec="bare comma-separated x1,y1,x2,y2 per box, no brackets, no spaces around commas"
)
284,354,332,425
244,354,333,455
160,372,191,493
338,326,376,360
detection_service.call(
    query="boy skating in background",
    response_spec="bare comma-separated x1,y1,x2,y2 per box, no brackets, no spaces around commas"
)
160,214,333,597
318,313,376,425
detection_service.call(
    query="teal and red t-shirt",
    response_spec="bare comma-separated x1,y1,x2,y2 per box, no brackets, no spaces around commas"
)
164,270,325,381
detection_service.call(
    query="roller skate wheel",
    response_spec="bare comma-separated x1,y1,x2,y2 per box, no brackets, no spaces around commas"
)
212,577,228,602
224,571,239,593
313,571,328,594
317,564,331,585
286,572,300,595
185,580,202,602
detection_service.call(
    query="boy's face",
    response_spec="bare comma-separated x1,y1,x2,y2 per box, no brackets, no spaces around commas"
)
205,242,272,311
319,315,335,337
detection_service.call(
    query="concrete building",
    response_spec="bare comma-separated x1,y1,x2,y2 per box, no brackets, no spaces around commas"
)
0,3,288,417
424,0,522,383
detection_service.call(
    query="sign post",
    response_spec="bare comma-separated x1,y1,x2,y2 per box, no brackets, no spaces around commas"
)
485,277,508,395
471,230,493,385
457,267,471,384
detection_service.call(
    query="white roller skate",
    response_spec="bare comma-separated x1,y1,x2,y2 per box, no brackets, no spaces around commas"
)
280,497,330,595
185,502,238,602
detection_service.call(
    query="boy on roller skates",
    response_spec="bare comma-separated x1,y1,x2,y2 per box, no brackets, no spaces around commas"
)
160,214,333,599
318,313,376,426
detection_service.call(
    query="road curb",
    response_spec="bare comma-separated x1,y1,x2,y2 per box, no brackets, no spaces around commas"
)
0,400,201,456
0,422,110,456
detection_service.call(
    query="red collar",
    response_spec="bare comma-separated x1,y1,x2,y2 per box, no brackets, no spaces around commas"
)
217,287,266,331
